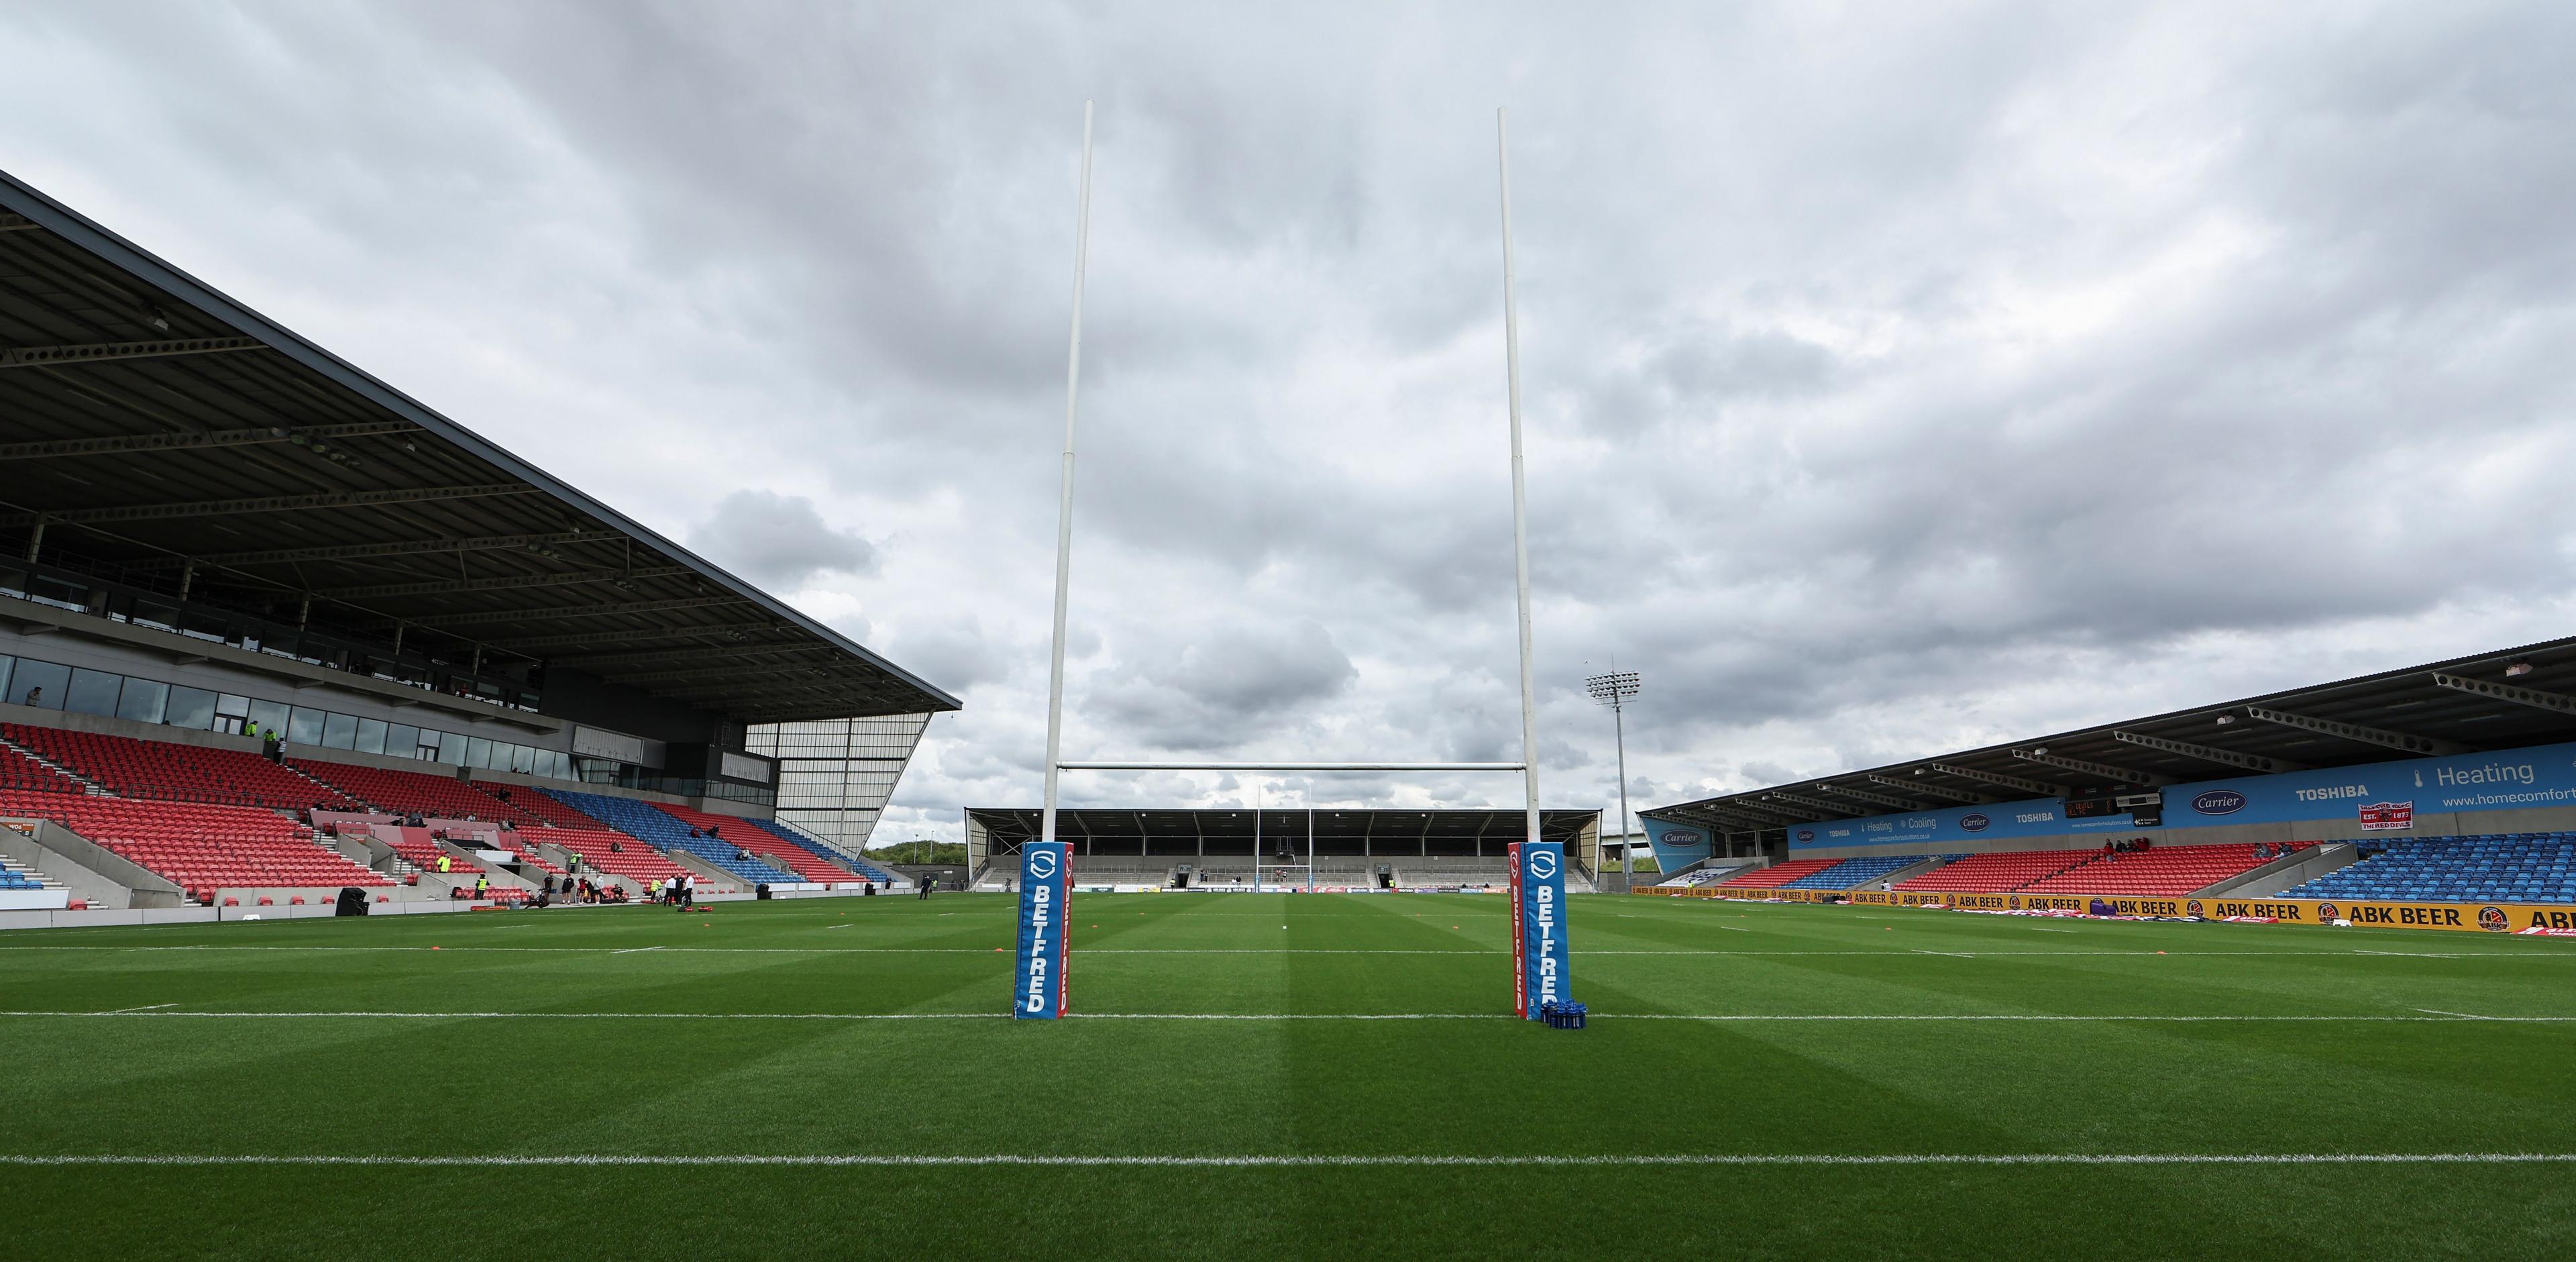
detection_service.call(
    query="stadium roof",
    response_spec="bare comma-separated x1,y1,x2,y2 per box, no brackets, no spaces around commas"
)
968,807,1600,848
1648,636,2576,835
0,168,957,725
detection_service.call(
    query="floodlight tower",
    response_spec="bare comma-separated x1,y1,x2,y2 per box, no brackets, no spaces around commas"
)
1586,669,1641,892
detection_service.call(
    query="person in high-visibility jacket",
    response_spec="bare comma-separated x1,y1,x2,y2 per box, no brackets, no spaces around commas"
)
437,853,451,874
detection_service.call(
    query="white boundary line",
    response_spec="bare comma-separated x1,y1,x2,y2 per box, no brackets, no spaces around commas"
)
0,1153,2567,1168
0,1010,2565,1022
0,945,2565,957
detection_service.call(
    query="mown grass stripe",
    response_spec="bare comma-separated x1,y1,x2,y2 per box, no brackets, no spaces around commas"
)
0,1153,2567,1167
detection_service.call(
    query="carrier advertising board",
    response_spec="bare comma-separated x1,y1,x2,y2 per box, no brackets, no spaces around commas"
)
1642,818,1711,873
1785,741,2576,847
1012,841,1071,1019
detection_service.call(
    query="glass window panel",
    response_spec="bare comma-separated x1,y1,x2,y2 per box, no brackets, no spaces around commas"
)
286,706,325,745
321,711,358,750
246,698,288,737
8,659,69,709
215,693,251,717
354,718,387,755
509,743,535,774
438,734,468,766
166,686,217,731
0,656,12,700
116,678,169,725
465,737,493,770
66,668,123,717
384,724,417,758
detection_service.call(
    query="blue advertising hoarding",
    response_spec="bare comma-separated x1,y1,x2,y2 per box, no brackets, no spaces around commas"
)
1640,817,1712,872
1012,841,1070,1020
1783,741,2576,849
1508,841,1571,1018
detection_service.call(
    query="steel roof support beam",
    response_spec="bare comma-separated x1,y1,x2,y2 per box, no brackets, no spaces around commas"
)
319,566,692,602
2009,748,2175,787
397,594,743,629
1865,773,1990,804
1760,791,1851,818
2429,672,2576,719
1926,762,2066,797
2110,729,2306,774
550,643,828,670
1812,782,1927,811
128,529,621,570
2241,706,2468,757
0,422,413,462
488,621,782,651
0,335,266,368
0,482,534,528
616,662,848,686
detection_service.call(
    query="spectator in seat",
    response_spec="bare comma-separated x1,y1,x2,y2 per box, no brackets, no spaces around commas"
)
609,840,623,854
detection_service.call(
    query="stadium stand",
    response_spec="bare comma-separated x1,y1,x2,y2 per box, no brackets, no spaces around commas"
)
1719,857,1845,888
1780,854,1928,890
0,788,388,900
2019,842,2310,897
529,825,694,888
4,725,357,811
290,759,593,831
541,788,797,886
645,801,868,885
2282,834,2576,904
1893,848,2097,893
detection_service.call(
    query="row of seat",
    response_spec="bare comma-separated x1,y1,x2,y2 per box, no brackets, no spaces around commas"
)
543,788,797,886
2284,834,2576,904
4,723,357,811
1719,857,1845,888
2019,843,2304,896
1780,853,1941,890
751,816,903,884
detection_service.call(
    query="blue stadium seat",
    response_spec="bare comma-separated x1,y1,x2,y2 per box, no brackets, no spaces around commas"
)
539,788,800,887
2279,833,2576,904
1781,853,1924,890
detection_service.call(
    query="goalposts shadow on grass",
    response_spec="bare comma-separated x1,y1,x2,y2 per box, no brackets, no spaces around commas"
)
1010,103,1568,1022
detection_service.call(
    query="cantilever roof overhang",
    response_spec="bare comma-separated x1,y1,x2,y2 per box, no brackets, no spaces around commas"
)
1648,637,2576,834
0,168,957,725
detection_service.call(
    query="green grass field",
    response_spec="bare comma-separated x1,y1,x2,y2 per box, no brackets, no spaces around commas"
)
3,892,2573,1259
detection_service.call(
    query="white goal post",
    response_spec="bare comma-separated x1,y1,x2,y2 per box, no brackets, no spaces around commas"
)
1035,103,1546,865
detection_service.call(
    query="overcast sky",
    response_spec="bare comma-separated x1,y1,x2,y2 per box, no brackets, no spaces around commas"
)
6,1,2573,843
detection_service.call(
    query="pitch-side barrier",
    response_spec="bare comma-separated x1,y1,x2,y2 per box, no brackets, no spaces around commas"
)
1635,885,2576,936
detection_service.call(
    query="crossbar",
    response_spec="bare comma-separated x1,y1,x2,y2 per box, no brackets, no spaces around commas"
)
1058,761,1525,773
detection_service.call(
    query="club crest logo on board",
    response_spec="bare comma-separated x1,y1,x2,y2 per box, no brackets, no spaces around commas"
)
2478,906,2510,933
2316,902,2340,921
2186,900,2205,918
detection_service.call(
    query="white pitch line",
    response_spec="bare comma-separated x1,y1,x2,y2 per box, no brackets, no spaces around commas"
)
1911,949,1976,959
0,1010,2567,1023
103,1003,175,1013
609,947,666,955
0,1153,2566,1168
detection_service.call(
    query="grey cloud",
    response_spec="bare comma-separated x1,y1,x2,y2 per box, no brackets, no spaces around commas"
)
13,2,2574,841
689,490,879,590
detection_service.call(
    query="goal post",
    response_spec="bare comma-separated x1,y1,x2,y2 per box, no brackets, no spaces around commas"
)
1019,105,1552,1020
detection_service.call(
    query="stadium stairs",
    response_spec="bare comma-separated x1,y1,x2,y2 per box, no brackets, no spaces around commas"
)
747,816,904,885
2278,833,2576,904
1656,863,1748,888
